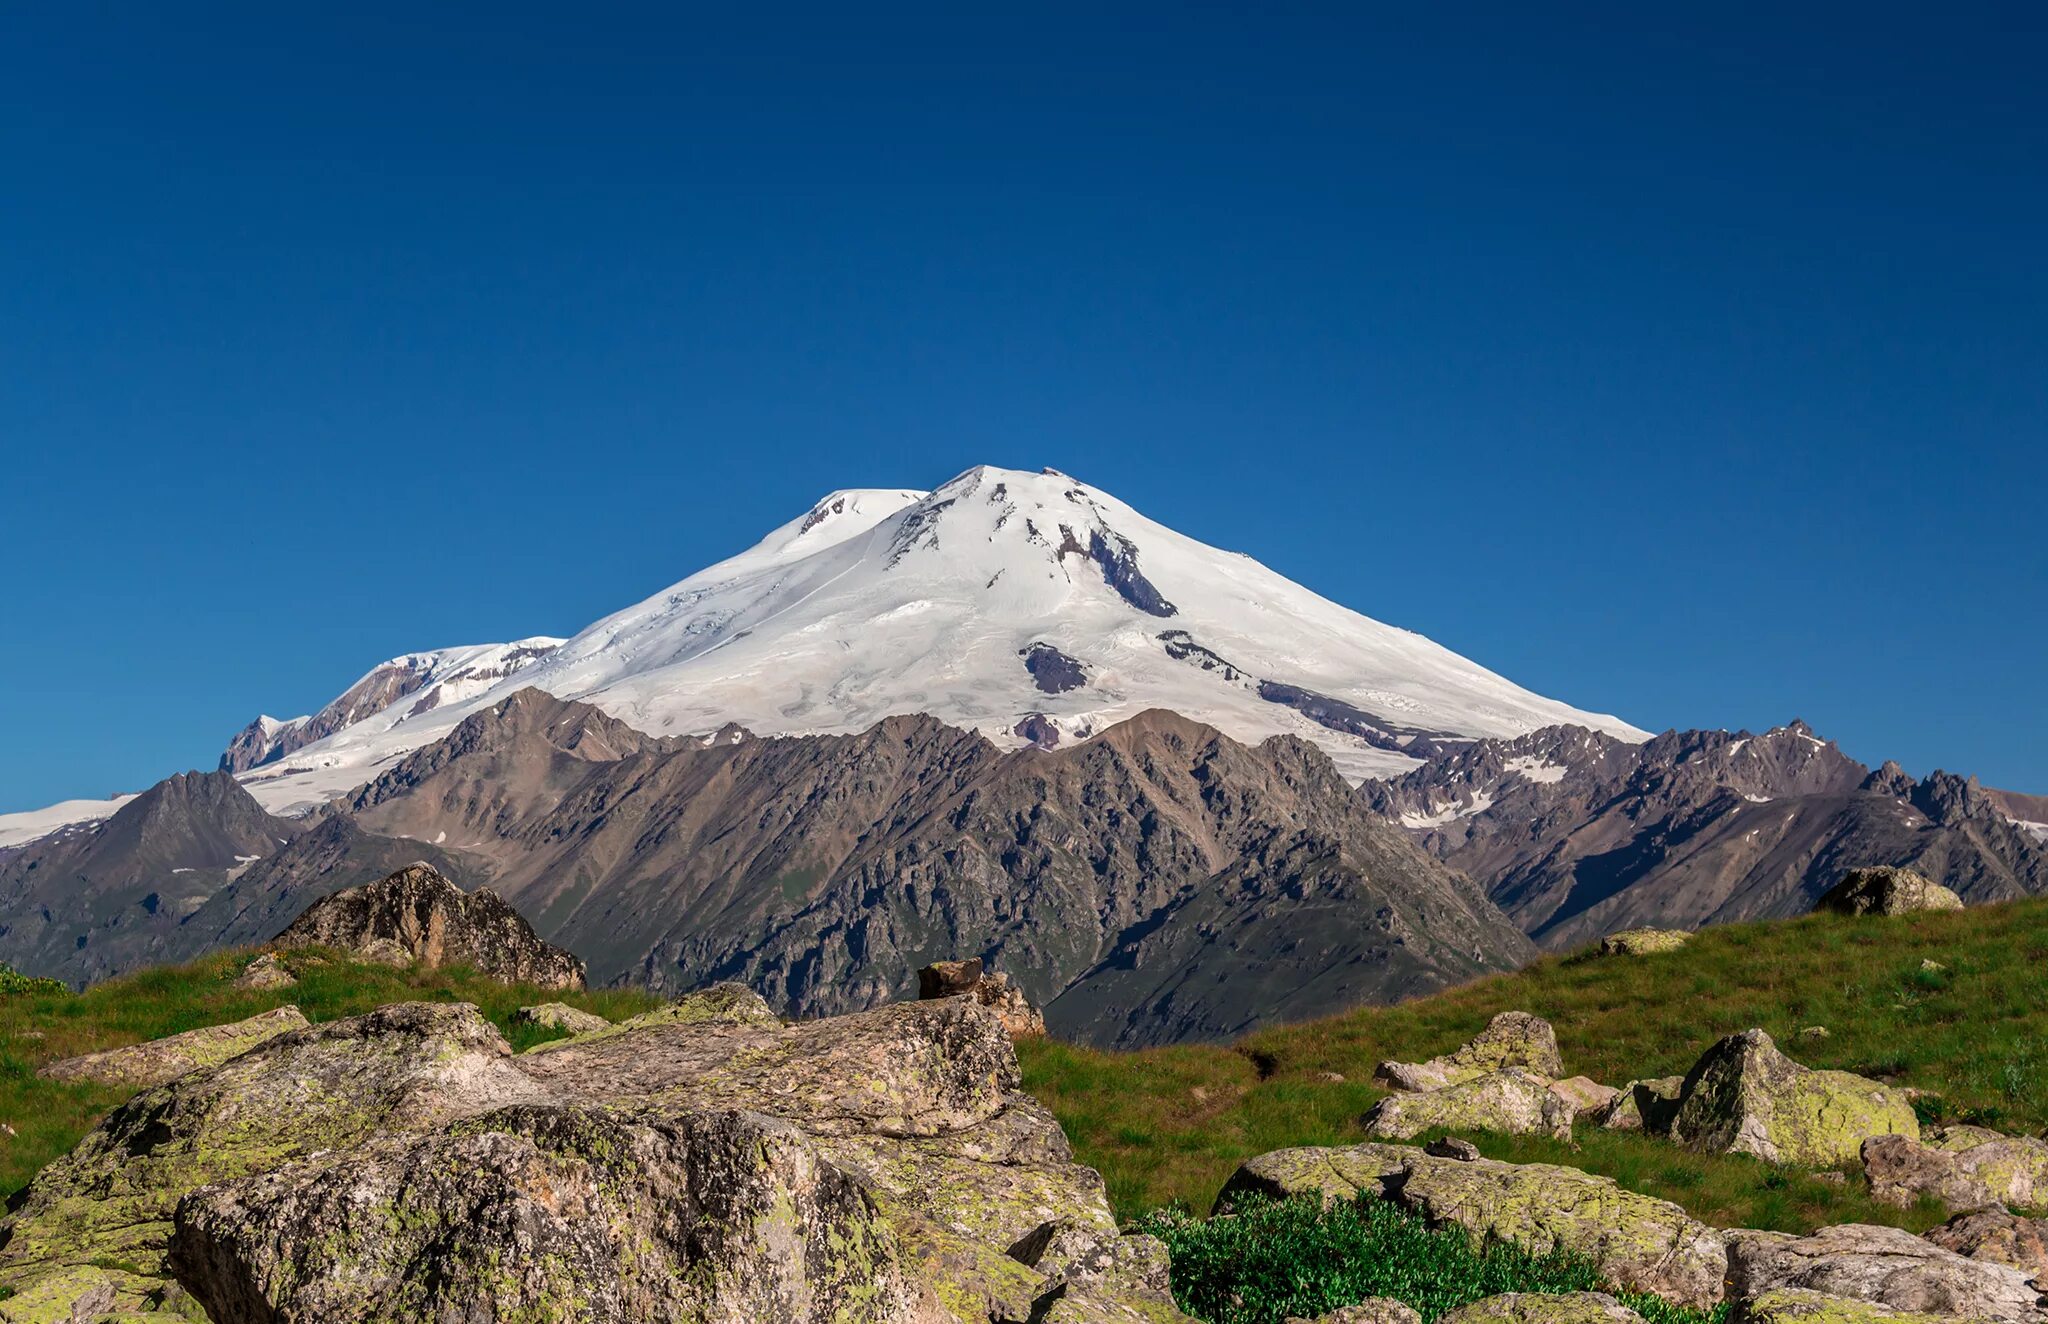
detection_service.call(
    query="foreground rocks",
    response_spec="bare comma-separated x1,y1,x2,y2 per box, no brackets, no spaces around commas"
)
0,995,1189,1322
34,1005,309,1089
1218,1143,1727,1308
1286,1298,1424,1324
1726,1223,2048,1322
918,959,1047,1039
1923,1207,2048,1284
1816,867,1965,918
274,861,586,990
1669,1029,1917,1167
1441,1294,1644,1324
1863,1128,2048,1211
1731,1288,1956,1324
512,1001,611,1035
1363,1068,1575,1142
1374,1011,1563,1092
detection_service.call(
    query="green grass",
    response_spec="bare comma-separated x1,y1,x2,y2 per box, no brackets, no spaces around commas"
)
1022,899,2048,1231
0,945,663,1199
1138,1193,1726,1324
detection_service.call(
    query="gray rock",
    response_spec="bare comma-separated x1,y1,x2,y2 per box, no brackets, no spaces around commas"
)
231,951,296,990
1364,1068,1575,1142
35,1005,309,1089
1439,1292,1645,1324
1286,1300,1425,1324
1922,1207,2048,1284
1374,1011,1564,1091
1816,867,1965,918
1549,1076,1620,1118
1426,1137,1483,1161
1595,1077,1685,1135
1669,1029,1918,1167
918,958,1047,1038
1726,1223,2048,1322
1729,1288,1955,1324
511,1002,611,1035
274,862,585,990
1863,1129,2048,1211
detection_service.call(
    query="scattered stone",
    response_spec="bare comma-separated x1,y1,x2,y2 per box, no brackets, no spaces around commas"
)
1318,1071,1347,1083
917,958,1046,1038
1725,1223,2048,1323
1373,1012,1564,1092
1363,1068,1575,1142
1815,867,1965,918
1285,1298,1424,1324
512,1002,611,1035
1730,1287,1953,1324
1595,1077,1687,1135
1439,1292,1645,1324
231,951,296,991
1426,1137,1483,1161
274,862,586,990
1813,1172,1848,1186
1919,959,1947,973
1798,1026,1830,1042
35,1005,309,1090
1596,929,1692,958
1863,1129,2048,1210
1549,1075,1620,1118
624,982,781,1029
1669,1029,1918,1168
1923,1206,2048,1283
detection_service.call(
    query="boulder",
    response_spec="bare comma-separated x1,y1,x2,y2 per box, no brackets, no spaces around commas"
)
1815,867,1965,918
274,862,585,990
917,958,1046,1039
1864,1129,2048,1211
1286,1299,1423,1324
1669,1030,1917,1167
0,994,1191,1322
512,1002,611,1035
231,951,296,991
1725,1223,2048,1323
1595,1077,1686,1135
35,1005,309,1090
1550,1076,1621,1118
1427,1137,1484,1161
1217,1143,1727,1309
1922,1207,2048,1284
1374,1011,1564,1092
1730,1288,1955,1324
1287,1302,1425,1324
524,983,781,1049
1596,929,1692,957
1439,1293,1644,1324
1364,1068,1575,1142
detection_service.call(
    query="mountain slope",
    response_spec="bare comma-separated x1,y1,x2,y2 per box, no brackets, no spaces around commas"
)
1362,721,2048,946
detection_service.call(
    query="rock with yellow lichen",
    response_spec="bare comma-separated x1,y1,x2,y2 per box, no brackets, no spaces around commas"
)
1668,1029,1918,1169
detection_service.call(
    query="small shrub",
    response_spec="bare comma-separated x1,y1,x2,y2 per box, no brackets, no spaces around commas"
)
0,965,68,998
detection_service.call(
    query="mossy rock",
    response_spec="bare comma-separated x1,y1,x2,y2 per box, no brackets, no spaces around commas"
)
1669,1029,1917,1168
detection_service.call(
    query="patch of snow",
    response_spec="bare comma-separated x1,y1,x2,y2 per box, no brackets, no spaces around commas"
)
1504,755,1568,784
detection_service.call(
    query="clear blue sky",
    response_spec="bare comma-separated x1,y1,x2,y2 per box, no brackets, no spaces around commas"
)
3,4,2043,810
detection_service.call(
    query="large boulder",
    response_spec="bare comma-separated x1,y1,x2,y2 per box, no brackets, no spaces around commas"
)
35,1005,309,1089
0,995,1191,1323
1363,1068,1576,1142
1923,1207,2048,1284
1669,1029,1918,1167
1440,1294,1643,1324
273,862,586,990
1217,1143,1727,1309
1374,1012,1564,1092
1595,929,1691,958
1725,1223,2048,1323
1864,1129,2048,1211
1730,1288,1956,1324
1816,867,1965,918
512,1002,611,1035
918,958,1047,1039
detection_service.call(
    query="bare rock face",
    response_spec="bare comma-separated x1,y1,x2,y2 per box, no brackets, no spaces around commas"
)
1373,1011,1564,1092
35,1005,309,1089
1816,867,1965,918
1923,1207,2048,1284
918,958,1047,1038
1440,1294,1644,1324
1363,1068,1576,1142
512,1002,611,1035
1668,1029,1918,1168
1725,1223,2048,1323
274,862,585,990
0,994,1191,1321
1864,1129,2048,1211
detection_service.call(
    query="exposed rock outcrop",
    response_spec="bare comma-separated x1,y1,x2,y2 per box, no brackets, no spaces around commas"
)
1817,867,1966,917
35,1005,309,1089
1594,1078,1685,1135
918,958,1047,1038
1863,1129,2048,1211
1668,1029,1918,1167
1595,929,1691,957
1923,1207,2048,1284
1363,1068,1576,1142
1725,1223,2048,1323
1730,1288,1954,1324
230,952,295,991
273,862,586,990
1374,1012,1564,1092
512,1002,611,1035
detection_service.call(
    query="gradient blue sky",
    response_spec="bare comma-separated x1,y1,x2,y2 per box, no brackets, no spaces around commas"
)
3,3,2043,810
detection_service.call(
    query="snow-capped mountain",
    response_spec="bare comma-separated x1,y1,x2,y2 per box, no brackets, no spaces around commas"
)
1,465,1646,834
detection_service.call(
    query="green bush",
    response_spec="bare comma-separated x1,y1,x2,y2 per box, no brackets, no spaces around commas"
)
1131,1194,1727,1324
0,965,67,997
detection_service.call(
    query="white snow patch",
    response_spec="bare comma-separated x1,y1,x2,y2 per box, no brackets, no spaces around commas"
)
1504,756,1568,784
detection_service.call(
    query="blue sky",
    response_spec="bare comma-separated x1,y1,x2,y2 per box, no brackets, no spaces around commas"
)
3,4,2043,809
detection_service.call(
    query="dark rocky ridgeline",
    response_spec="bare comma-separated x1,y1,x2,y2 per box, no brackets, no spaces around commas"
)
1020,641,1088,693
0,996,1191,1322
277,689,1531,1048
273,862,586,990
1362,721,2048,948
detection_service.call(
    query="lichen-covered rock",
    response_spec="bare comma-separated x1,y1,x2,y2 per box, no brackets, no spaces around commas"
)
1923,1207,2048,1285
1364,1068,1576,1142
1726,1224,2048,1322
628,981,781,1028
274,861,585,989
1815,867,1965,918
1216,1144,1727,1309
1438,1292,1645,1324
1286,1299,1425,1324
1669,1030,1918,1168
34,1005,309,1089
1864,1129,2048,1211
511,1001,612,1035
230,951,296,990
1550,1076,1621,1118
1729,1287,1956,1324
1597,929,1692,957
917,958,1047,1039
1595,1077,1686,1135
1374,1012,1564,1092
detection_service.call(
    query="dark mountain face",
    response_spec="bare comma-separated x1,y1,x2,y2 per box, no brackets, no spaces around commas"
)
280,690,1533,1047
1363,723,2048,948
